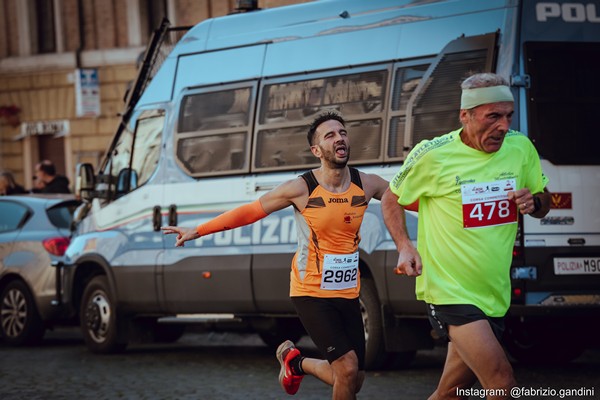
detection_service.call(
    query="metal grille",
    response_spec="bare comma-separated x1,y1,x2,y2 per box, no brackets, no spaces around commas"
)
411,50,488,145
122,19,191,122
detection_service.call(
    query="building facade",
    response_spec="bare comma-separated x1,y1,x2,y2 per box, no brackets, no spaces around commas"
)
0,0,310,190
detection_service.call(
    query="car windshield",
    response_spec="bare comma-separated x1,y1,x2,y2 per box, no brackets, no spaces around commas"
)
47,202,79,229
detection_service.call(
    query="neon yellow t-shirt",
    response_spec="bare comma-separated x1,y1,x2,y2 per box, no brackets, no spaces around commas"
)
389,129,548,317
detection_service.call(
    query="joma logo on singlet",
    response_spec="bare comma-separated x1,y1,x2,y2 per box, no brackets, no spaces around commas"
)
328,198,348,203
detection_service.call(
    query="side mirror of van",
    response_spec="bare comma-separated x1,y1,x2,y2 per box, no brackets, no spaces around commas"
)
75,163,95,202
116,168,138,197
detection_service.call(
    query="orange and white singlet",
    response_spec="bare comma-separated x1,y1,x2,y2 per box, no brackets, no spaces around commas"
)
290,167,368,299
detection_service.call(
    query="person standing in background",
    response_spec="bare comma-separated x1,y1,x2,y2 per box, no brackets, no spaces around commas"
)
0,171,27,195
33,160,71,194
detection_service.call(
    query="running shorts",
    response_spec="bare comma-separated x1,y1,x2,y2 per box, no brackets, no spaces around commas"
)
291,296,365,370
426,303,505,342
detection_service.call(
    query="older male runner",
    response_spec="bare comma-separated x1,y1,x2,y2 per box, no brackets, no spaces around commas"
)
382,72,550,400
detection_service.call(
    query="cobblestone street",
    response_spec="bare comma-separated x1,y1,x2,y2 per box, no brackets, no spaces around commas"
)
1,327,599,400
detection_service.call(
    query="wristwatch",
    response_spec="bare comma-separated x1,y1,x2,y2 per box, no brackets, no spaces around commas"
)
531,195,542,214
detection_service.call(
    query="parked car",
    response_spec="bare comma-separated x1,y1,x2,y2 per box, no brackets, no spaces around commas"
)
0,194,80,345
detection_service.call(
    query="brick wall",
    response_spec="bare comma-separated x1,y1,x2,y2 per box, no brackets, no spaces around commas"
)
0,0,313,185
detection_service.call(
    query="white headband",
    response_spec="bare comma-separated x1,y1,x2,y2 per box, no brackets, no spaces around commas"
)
460,86,514,109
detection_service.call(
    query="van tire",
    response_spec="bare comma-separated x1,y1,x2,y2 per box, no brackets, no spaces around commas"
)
80,276,128,353
504,331,584,364
503,317,585,364
0,280,45,346
360,277,387,370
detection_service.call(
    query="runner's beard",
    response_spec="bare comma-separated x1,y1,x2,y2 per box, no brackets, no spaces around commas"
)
319,145,350,169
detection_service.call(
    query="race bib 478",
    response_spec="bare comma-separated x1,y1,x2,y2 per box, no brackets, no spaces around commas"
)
461,179,517,229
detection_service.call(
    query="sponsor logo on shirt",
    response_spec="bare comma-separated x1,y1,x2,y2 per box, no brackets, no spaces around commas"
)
328,198,348,203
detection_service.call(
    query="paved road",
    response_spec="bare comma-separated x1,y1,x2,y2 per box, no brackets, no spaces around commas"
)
0,328,598,400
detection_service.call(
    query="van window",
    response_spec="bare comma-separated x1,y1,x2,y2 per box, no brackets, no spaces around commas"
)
132,110,165,186
525,41,600,165
100,109,164,200
255,69,387,171
176,86,253,176
388,63,430,159
177,132,247,174
404,34,497,148
410,51,491,146
107,120,134,185
179,88,251,132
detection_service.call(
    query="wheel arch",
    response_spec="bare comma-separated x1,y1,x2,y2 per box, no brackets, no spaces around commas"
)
0,272,24,294
0,273,46,318
69,255,119,319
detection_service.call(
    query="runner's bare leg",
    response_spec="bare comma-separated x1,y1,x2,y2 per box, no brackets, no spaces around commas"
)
301,350,365,399
429,319,515,400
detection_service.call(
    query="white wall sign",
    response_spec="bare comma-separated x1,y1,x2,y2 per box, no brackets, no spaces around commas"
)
17,119,70,140
75,68,101,117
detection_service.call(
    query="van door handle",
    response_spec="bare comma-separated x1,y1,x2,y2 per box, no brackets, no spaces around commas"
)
152,205,162,231
255,182,280,192
168,204,177,226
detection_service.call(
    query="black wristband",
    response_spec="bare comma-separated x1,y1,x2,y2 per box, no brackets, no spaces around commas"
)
531,196,541,214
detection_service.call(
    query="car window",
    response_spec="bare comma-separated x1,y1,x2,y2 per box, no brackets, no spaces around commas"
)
47,202,79,229
0,201,29,232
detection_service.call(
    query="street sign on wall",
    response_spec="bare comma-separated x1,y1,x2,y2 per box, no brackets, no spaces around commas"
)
15,119,70,140
75,68,101,117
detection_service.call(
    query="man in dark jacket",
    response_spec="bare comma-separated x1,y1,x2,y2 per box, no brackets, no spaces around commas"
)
33,160,71,193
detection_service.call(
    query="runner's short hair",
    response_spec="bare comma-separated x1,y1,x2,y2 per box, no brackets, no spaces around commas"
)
307,111,345,146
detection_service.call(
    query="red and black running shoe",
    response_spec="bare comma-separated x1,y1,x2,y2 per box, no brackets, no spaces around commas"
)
276,340,304,395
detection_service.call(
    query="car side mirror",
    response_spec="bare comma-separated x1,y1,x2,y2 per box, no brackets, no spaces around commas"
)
75,163,95,202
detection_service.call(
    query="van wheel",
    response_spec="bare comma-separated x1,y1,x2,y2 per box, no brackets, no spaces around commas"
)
504,329,584,364
360,277,388,370
0,280,45,345
503,318,585,364
80,276,128,353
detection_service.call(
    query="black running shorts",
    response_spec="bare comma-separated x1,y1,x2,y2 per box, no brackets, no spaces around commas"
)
291,296,365,370
426,303,505,341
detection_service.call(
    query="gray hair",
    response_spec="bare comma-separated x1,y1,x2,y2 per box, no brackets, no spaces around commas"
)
461,73,509,90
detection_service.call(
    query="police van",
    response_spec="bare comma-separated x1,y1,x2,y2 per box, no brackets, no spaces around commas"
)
63,0,599,367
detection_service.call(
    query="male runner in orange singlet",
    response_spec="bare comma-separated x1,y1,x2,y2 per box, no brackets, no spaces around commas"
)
162,111,388,399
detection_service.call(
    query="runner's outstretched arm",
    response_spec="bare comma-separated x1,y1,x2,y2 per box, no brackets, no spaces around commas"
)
162,178,307,247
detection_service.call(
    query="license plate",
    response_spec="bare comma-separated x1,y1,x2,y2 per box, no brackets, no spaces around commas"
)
540,294,600,306
554,257,600,275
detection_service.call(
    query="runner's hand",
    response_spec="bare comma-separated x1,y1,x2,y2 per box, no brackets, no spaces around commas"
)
161,226,200,247
394,241,422,276
508,188,535,215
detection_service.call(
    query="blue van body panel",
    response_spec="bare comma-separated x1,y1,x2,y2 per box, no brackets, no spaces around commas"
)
140,0,514,105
